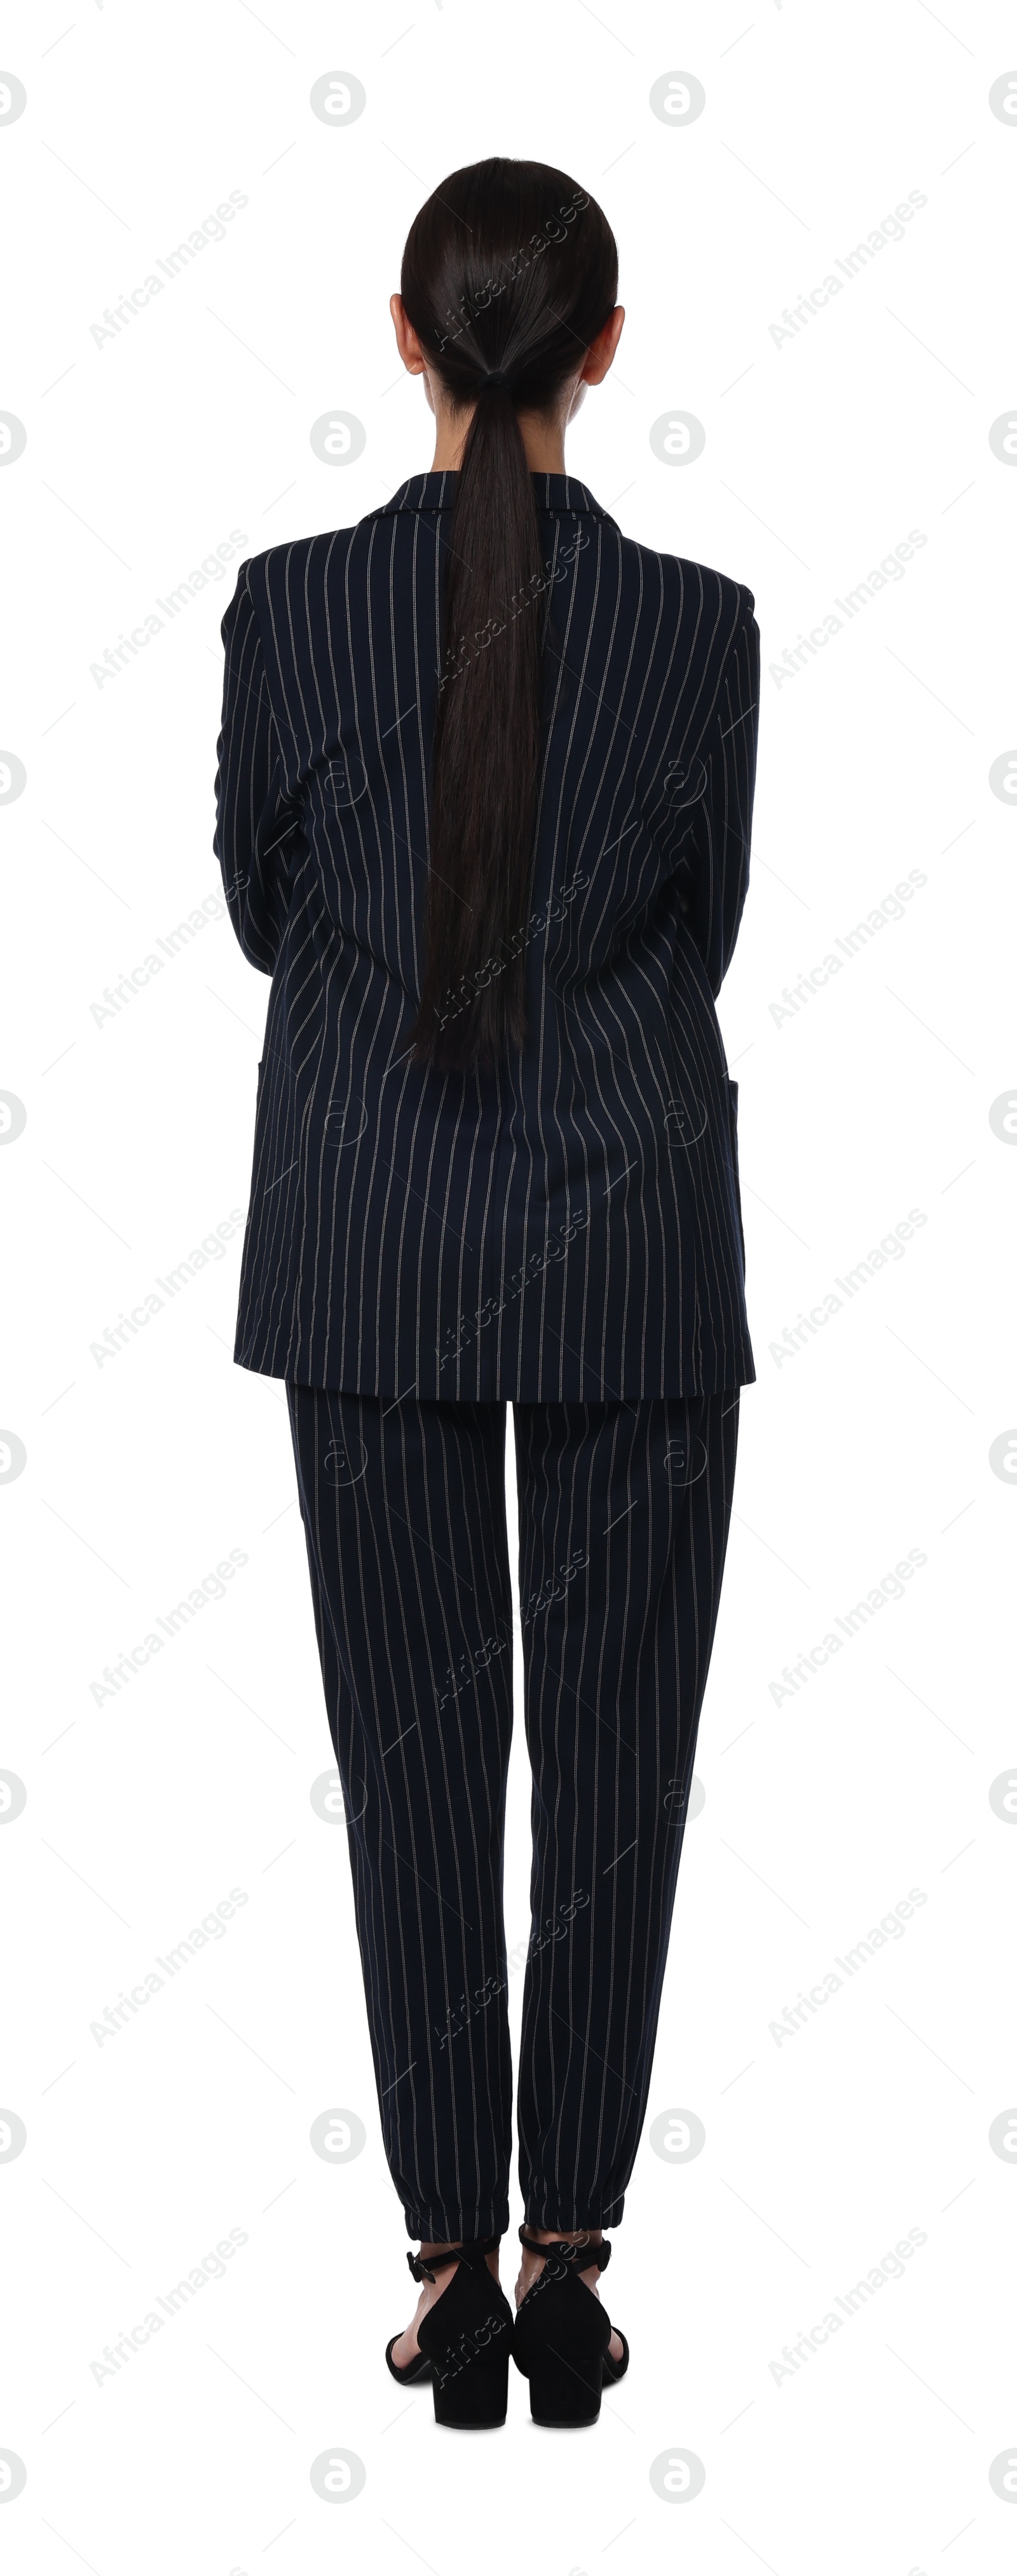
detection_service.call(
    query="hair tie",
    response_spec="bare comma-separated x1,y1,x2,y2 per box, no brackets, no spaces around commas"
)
479,367,514,392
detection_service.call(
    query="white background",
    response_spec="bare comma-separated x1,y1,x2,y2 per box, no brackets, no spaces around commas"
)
2,1,1015,2568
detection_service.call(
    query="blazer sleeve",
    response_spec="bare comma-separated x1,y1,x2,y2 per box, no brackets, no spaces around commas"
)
680,604,760,998
213,560,303,975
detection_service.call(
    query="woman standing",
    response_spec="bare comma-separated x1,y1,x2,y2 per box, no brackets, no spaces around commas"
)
214,156,759,2430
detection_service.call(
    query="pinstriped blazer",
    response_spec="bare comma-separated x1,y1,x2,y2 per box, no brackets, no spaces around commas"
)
212,471,760,1400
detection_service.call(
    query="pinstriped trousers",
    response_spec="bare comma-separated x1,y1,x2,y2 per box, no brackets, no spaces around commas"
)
286,1385,740,2240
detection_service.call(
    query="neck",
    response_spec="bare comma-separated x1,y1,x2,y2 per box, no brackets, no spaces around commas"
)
430,406,568,474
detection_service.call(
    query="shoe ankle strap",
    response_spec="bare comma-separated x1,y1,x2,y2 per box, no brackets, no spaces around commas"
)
519,2227,611,2273
407,2235,500,2283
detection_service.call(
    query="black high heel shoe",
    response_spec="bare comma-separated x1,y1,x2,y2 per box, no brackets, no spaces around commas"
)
386,2238,513,2428
512,2229,630,2427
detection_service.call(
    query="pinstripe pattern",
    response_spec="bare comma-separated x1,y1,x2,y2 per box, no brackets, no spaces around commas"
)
287,1382,739,2236
214,474,760,1398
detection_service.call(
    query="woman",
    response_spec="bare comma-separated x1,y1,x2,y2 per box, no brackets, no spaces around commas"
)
214,156,760,2430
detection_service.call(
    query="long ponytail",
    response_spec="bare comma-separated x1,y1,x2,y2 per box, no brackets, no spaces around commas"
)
399,158,618,1073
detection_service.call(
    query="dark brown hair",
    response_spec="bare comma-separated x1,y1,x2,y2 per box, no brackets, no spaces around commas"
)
399,157,618,1072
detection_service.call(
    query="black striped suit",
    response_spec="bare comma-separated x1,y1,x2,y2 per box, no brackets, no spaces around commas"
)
213,472,760,1402
214,472,757,2235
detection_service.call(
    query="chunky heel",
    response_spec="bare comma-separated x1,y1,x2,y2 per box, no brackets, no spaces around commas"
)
388,2236,513,2428
512,2230,629,2427
526,2358,603,2427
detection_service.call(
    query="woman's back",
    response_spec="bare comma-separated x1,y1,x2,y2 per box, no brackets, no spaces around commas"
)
214,149,762,2434
214,467,758,1399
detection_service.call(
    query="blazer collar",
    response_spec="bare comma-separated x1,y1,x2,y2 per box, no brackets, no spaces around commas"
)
371,470,610,520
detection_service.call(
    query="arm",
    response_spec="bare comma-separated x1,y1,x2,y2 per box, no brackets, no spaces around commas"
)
213,561,302,974
678,604,760,997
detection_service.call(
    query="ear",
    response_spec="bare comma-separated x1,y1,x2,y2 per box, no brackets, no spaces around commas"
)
582,305,625,387
390,294,428,375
